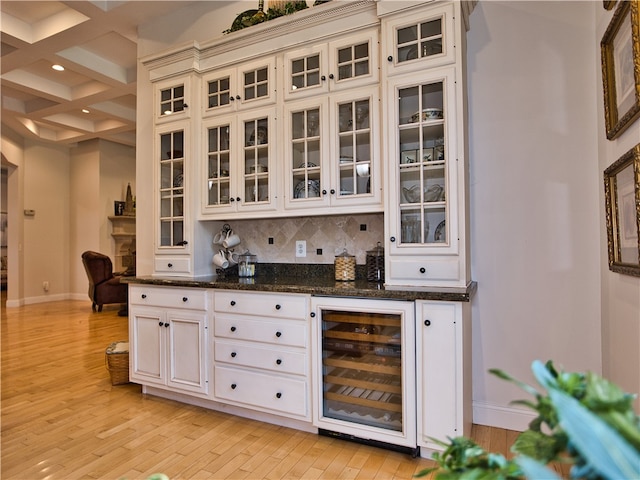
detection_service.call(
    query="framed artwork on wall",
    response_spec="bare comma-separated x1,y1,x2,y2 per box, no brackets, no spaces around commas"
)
601,0,640,140
604,144,640,277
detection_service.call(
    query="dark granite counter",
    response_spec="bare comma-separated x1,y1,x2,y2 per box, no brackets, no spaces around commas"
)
122,264,476,302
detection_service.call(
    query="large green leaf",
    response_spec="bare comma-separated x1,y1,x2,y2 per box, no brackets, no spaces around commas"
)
549,388,640,480
514,455,560,480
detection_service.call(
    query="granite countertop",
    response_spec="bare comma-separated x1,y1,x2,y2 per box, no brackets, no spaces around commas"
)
122,264,477,302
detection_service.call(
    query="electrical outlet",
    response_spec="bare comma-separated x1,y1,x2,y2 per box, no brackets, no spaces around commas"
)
296,240,306,257
43,281,49,292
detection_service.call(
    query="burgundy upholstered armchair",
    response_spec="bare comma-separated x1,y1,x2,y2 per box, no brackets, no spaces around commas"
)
81,251,128,315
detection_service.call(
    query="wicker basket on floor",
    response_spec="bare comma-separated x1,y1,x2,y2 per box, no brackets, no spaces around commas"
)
105,340,130,385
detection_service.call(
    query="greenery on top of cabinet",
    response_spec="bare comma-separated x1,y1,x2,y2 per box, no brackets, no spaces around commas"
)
224,1,309,34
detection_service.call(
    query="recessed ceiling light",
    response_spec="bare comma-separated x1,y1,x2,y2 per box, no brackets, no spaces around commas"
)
82,109,90,114
52,64,65,71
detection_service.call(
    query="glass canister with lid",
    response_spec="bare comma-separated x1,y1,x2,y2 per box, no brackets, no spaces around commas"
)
366,242,385,282
334,248,356,281
238,251,257,277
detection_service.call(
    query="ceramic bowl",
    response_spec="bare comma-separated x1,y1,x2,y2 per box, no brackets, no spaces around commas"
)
411,108,443,122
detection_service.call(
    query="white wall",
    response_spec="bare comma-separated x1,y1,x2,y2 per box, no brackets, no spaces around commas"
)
467,1,602,430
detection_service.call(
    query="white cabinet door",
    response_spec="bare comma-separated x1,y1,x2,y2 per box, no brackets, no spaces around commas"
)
381,2,456,77
154,75,192,124
283,87,382,214
154,120,194,275
202,57,276,117
283,28,379,101
200,108,278,218
166,310,208,394
130,307,165,387
415,300,471,453
129,286,210,396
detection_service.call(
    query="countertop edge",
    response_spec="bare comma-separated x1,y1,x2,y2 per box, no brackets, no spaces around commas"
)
122,276,477,302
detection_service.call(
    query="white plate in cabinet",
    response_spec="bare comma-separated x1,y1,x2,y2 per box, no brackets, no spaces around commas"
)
214,290,308,320
129,285,208,310
214,339,307,376
214,365,309,419
154,257,191,275
214,315,307,348
388,257,460,283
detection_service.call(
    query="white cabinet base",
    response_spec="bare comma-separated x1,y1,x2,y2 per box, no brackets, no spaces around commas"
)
141,385,317,434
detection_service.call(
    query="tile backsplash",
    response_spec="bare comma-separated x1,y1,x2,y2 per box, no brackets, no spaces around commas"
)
215,213,384,265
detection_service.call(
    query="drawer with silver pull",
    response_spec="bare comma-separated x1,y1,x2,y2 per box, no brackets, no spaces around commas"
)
129,285,208,310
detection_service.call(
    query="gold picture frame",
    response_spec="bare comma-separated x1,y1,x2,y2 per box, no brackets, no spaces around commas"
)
601,0,640,140
604,144,640,277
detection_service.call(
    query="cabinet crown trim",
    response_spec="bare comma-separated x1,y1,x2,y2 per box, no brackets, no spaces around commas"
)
143,0,378,81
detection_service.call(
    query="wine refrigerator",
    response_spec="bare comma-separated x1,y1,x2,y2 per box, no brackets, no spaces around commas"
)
310,296,416,453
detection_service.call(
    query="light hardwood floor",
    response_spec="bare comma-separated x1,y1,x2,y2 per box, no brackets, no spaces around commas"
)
1,295,520,479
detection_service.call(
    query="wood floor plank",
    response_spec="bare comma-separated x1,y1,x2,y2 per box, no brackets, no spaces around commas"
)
1,296,521,480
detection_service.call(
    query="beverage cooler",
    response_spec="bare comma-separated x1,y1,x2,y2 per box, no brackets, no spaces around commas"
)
310,297,417,453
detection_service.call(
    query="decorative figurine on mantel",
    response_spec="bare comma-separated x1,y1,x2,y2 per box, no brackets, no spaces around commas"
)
123,183,135,216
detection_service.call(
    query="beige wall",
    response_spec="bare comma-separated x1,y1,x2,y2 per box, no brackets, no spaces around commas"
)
1,133,135,306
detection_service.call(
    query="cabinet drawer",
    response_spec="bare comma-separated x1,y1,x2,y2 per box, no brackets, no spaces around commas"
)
214,339,307,376
129,285,208,310
388,257,459,282
215,315,307,348
214,365,308,418
214,290,308,319
154,257,191,274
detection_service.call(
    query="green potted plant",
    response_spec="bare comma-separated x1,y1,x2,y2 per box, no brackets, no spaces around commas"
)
417,360,640,479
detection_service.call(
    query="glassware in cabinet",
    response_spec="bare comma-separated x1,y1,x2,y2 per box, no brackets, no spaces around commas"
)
397,79,447,245
202,109,276,216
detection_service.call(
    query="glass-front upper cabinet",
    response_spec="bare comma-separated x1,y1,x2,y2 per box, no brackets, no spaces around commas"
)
202,58,276,117
382,2,456,77
154,76,192,124
283,29,379,101
156,121,189,251
284,87,381,212
201,108,276,217
385,66,461,278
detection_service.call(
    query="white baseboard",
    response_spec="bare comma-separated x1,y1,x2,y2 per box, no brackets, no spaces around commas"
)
22,293,69,305
5,293,87,308
472,401,536,432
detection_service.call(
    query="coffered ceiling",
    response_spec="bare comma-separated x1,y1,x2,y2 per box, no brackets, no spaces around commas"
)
1,1,202,148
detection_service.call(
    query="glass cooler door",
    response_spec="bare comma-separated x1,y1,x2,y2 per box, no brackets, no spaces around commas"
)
312,298,416,448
